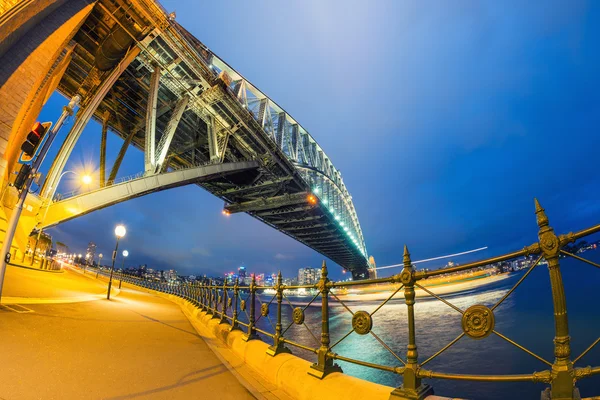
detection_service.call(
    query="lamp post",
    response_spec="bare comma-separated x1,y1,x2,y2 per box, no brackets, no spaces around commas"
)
119,250,128,289
96,253,103,278
84,253,89,274
107,225,126,300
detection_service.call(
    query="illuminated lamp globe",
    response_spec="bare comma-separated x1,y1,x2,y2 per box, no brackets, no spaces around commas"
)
82,175,92,185
122,250,129,257
115,225,126,238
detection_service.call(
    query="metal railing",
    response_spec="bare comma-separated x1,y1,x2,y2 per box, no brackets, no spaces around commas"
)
113,199,599,399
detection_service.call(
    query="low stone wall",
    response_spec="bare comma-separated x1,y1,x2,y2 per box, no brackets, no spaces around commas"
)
134,287,455,400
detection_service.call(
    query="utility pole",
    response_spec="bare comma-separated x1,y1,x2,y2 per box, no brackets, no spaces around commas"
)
0,95,80,301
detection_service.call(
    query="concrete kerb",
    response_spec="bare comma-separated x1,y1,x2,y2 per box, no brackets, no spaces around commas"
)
124,283,449,400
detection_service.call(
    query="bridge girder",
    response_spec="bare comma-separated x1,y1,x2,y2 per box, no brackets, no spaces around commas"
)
39,161,259,229
4,0,371,277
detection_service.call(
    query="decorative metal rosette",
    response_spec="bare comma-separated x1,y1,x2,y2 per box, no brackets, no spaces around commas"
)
461,304,495,339
240,300,246,311
352,310,373,335
227,298,232,309
261,303,269,317
293,307,305,325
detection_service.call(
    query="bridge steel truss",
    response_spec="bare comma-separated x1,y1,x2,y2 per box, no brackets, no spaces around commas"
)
31,0,370,277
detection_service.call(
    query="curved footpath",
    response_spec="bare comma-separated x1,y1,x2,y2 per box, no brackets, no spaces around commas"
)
0,264,254,399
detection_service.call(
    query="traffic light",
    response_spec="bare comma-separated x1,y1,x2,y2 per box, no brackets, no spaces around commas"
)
14,164,31,190
20,121,51,162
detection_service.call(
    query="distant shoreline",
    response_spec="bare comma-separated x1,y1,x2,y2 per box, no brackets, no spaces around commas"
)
269,270,519,305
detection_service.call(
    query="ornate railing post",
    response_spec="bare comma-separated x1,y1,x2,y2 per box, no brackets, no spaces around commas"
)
206,280,214,315
202,281,208,311
267,271,291,356
535,199,576,400
243,274,259,341
220,280,228,324
211,280,219,318
391,246,433,399
230,278,240,331
309,261,342,378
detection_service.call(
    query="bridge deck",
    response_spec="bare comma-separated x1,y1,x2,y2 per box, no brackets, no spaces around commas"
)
0,266,254,400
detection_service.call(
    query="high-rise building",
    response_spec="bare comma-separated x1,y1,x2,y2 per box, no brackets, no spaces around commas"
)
298,267,318,285
86,241,96,262
238,266,247,280
255,273,265,286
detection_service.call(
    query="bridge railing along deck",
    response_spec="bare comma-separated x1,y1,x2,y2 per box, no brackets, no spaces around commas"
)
115,199,599,399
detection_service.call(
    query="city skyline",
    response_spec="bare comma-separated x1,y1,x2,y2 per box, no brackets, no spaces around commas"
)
35,0,600,280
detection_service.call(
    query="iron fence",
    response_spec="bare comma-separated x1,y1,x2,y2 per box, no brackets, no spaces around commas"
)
111,199,599,399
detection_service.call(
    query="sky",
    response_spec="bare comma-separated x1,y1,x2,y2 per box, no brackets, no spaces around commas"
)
37,1,600,280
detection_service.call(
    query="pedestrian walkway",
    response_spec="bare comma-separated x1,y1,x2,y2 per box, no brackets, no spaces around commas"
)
0,267,255,399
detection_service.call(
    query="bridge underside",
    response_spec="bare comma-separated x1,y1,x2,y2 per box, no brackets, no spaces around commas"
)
0,0,371,278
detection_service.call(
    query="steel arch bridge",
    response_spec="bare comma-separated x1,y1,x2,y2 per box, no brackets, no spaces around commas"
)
0,0,372,278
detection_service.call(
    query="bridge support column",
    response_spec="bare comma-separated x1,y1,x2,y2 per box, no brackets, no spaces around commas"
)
108,129,135,184
100,110,109,187
154,95,189,173
41,45,141,199
207,116,220,163
144,64,160,172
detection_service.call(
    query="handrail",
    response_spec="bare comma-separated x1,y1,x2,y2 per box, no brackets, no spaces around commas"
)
88,198,599,399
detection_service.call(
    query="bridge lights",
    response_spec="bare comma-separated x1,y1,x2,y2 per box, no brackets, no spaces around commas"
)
222,209,230,216
307,194,317,205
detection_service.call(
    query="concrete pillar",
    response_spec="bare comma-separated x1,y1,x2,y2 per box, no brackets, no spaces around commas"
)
0,0,95,187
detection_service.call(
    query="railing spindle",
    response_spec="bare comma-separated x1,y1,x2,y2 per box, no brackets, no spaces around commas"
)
220,280,228,324
309,261,342,378
267,271,291,356
390,246,432,399
243,274,259,341
230,278,240,331
535,199,576,399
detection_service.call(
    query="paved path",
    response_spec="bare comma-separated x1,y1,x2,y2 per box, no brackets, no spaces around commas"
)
2,263,108,300
0,267,255,399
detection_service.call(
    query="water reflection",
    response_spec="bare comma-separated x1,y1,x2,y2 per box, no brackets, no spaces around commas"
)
235,256,600,399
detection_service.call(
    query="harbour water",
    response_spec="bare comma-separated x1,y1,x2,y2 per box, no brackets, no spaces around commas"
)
251,252,600,399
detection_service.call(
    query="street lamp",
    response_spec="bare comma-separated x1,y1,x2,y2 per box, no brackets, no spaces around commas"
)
107,224,126,300
119,250,128,289
96,253,103,278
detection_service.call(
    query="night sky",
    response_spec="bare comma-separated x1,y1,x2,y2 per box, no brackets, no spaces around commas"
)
37,1,600,280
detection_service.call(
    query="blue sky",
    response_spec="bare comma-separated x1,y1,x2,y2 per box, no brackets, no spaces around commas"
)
38,1,600,280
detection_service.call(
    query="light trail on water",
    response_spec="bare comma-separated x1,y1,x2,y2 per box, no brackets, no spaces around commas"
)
374,246,489,270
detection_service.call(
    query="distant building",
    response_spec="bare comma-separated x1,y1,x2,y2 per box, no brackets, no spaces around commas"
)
86,241,97,263
368,256,378,280
298,267,318,285
56,241,69,256
255,273,265,286
238,266,247,279
164,269,177,282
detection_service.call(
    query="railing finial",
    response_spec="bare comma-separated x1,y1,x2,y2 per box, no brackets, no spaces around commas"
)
403,245,410,265
535,198,549,229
